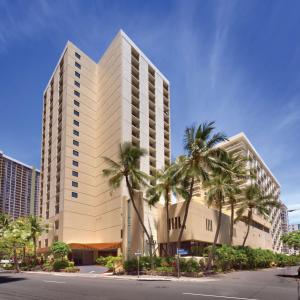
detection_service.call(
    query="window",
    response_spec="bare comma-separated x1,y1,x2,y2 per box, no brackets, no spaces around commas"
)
206,219,213,232
75,71,80,78
72,192,78,198
72,160,79,167
73,140,79,146
72,181,78,187
72,170,78,177
74,110,80,116
55,220,59,230
73,129,79,136
74,99,80,107
74,90,80,97
38,241,41,248
73,150,79,156
45,239,48,247
73,120,79,126
55,205,59,214
74,80,80,87
75,62,81,69
75,52,81,59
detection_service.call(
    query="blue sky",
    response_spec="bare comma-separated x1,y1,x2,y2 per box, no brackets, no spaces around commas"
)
0,0,300,223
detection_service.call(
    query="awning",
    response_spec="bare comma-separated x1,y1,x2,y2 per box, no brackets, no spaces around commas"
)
69,242,122,251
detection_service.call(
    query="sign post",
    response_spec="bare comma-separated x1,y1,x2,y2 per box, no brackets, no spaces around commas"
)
176,248,188,279
135,251,142,279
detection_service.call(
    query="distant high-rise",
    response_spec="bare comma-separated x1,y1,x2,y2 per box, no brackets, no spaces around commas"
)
39,30,170,263
0,151,40,219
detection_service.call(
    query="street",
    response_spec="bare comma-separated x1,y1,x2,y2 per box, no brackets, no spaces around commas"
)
0,266,298,300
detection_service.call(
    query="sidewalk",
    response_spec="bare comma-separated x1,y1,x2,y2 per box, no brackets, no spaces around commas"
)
25,271,219,282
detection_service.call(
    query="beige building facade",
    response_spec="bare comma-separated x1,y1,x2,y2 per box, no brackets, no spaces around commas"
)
157,200,272,255
156,133,280,255
39,30,170,263
218,133,284,253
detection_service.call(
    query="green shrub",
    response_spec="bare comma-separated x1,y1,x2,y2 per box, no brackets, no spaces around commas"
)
63,266,80,273
95,256,122,271
2,263,14,270
124,258,138,273
213,245,299,272
156,266,174,273
96,256,107,266
42,261,53,272
68,261,75,267
53,259,69,271
180,258,200,273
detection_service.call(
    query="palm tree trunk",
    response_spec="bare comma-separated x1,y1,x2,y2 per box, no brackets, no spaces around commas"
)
242,210,252,247
206,201,223,270
13,248,20,273
229,202,234,246
125,176,154,270
22,246,26,262
176,177,194,250
165,190,170,256
33,236,37,263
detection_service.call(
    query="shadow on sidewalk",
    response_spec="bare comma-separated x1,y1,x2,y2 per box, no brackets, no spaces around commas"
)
0,275,27,284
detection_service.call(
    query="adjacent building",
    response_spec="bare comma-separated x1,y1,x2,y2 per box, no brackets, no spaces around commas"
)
280,202,289,254
0,151,40,219
218,133,283,253
38,30,170,263
158,133,283,255
289,224,300,232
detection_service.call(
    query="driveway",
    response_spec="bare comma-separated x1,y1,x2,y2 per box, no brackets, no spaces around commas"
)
78,265,108,274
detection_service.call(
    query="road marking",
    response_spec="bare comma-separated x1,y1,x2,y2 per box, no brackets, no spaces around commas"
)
183,293,258,300
43,280,66,284
89,271,95,273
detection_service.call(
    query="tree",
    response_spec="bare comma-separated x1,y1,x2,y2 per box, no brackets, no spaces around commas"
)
221,152,248,245
282,231,300,249
147,164,187,256
25,216,47,262
0,218,30,272
50,241,71,260
236,185,279,247
204,168,235,270
0,213,11,236
102,143,156,268
174,122,227,250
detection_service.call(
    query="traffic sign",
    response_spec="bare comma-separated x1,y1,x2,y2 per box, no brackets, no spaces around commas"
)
177,248,188,255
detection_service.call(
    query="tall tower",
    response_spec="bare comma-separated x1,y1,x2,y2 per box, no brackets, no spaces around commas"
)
39,30,170,261
0,151,40,219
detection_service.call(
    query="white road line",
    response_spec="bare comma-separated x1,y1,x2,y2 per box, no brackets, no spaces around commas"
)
89,271,95,273
43,280,66,284
183,293,258,300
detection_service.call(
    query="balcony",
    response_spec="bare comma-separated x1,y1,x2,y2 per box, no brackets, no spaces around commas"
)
132,95,139,109
131,76,139,89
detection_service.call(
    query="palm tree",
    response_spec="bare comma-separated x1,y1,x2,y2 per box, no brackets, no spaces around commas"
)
102,143,156,267
221,152,248,245
26,216,46,262
236,184,279,247
204,168,234,270
147,164,187,256
175,122,227,250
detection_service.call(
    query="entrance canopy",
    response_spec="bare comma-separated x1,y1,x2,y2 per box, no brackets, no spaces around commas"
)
69,242,122,251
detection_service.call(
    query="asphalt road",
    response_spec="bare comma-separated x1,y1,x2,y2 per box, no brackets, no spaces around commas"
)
0,266,298,300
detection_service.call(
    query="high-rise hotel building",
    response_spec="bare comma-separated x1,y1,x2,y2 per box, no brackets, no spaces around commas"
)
39,30,170,262
0,151,40,219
